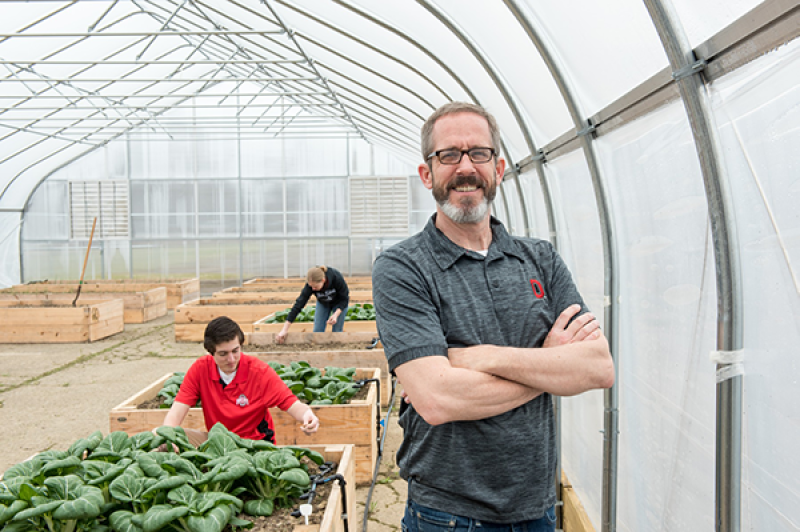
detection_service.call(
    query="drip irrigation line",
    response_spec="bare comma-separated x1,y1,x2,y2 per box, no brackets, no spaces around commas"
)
361,375,398,532
294,465,349,532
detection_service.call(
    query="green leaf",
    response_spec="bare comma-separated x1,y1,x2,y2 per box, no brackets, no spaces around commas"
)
110,474,147,503
109,510,145,532
167,484,197,505
96,432,133,455
141,503,189,532
0,500,29,525
186,505,232,532
52,485,104,520
278,469,310,488
12,500,61,520
243,498,274,516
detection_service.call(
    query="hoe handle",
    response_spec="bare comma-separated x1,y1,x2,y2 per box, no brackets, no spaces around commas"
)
72,217,98,306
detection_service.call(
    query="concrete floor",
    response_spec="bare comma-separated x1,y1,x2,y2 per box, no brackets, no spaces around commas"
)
0,311,406,531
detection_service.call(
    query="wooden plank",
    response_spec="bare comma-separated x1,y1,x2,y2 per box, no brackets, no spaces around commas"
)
174,323,255,343
109,368,380,484
562,472,596,532
210,292,373,305
175,299,284,324
246,331,380,347
3,279,198,309
0,326,90,343
88,300,125,342
253,317,378,334
0,301,123,343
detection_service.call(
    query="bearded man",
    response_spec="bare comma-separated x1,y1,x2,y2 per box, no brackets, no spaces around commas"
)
372,101,615,532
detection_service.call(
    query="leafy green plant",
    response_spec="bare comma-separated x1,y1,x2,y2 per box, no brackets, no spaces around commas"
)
1,425,332,532
264,303,375,324
156,373,200,410
263,306,315,324
344,303,375,321
267,362,359,405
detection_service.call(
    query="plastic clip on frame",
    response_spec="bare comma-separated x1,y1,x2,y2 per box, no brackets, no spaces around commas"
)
710,349,744,383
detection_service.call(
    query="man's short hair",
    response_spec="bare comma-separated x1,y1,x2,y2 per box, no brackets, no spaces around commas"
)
204,316,244,354
420,102,502,163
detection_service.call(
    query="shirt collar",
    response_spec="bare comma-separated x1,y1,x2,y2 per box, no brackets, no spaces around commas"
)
423,214,524,271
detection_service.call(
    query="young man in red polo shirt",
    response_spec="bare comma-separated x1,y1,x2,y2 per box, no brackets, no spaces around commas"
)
158,316,319,446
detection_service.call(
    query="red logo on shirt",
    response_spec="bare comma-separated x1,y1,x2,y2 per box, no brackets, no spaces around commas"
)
236,394,249,407
530,279,545,299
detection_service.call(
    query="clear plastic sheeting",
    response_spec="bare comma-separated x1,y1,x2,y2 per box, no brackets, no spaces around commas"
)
595,102,719,531
545,149,607,527
519,0,669,117
21,128,415,288
0,212,23,287
710,38,800,531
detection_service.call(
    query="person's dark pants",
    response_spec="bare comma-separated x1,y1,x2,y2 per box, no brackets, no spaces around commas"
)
402,499,556,532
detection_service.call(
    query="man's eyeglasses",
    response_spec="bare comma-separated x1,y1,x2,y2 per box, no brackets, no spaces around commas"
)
426,147,496,165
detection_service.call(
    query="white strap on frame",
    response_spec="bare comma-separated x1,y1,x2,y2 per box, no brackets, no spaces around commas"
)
710,349,744,383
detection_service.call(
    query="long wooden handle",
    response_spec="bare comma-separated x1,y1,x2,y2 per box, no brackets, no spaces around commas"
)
73,217,98,306
78,217,98,284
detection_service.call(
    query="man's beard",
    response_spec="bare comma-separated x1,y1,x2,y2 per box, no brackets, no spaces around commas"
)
432,173,496,224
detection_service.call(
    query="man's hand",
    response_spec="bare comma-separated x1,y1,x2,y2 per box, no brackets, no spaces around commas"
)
543,304,601,348
276,330,288,344
300,409,320,434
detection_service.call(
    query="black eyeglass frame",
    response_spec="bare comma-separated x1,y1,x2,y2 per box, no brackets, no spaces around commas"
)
426,147,497,165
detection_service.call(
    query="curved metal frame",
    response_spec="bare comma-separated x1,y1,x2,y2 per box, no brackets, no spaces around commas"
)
643,2,743,531
503,3,620,531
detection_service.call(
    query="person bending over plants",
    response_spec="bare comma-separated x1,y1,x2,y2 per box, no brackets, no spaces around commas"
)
276,265,350,343
155,316,319,448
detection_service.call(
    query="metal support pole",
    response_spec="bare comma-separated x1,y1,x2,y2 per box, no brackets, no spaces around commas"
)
643,2,743,532
503,3,620,530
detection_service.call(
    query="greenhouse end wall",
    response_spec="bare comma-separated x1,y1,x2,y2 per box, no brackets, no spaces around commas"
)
18,135,420,294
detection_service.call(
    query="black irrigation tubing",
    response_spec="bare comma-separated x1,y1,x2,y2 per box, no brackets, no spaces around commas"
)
294,466,350,532
361,374,398,532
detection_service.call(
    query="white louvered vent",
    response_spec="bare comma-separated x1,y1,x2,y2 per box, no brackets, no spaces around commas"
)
69,181,129,239
349,176,409,236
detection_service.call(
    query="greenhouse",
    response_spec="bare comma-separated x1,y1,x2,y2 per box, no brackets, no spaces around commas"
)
0,0,798,531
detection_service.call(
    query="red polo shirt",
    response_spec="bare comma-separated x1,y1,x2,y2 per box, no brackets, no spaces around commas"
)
175,353,298,440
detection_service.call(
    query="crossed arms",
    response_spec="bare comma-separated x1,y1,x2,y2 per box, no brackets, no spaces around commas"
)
395,304,615,426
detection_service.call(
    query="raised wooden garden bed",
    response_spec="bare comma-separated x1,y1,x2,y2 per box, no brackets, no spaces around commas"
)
211,289,373,304
254,313,377,335
0,287,166,324
174,298,298,342
562,471,596,532
109,368,380,484
2,443,359,532
2,278,199,309
243,276,373,291
0,299,124,343
302,444,359,532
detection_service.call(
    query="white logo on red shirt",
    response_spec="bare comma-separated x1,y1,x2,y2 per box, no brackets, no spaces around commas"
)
236,394,249,407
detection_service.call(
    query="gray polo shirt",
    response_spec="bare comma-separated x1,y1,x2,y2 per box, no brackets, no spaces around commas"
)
372,215,588,523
